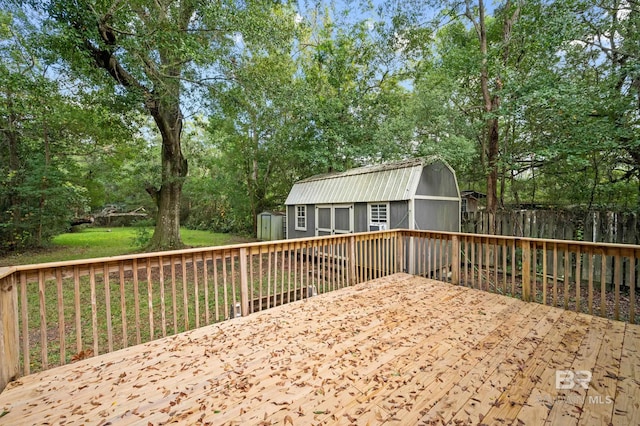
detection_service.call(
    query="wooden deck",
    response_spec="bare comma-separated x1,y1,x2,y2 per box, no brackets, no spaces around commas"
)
0,273,638,425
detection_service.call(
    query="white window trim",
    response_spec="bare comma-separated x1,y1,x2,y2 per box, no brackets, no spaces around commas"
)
368,202,390,230
295,205,307,231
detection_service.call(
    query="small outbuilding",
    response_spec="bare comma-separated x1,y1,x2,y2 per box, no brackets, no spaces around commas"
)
284,157,461,238
256,211,286,241
460,190,486,213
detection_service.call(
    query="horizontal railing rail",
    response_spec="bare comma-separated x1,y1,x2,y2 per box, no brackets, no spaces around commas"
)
1,229,638,392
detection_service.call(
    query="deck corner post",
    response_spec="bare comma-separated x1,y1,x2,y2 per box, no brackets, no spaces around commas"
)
348,235,357,286
451,235,460,285
239,248,249,317
521,240,531,302
395,231,403,273
0,272,20,393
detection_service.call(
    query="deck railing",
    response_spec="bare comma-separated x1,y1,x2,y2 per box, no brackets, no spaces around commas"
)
1,229,639,392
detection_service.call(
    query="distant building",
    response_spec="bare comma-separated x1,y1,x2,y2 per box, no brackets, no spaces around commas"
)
284,157,461,238
256,211,286,241
460,190,486,213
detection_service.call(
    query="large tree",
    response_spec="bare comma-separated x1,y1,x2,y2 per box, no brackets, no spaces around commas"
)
0,7,136,251
37,0,287,249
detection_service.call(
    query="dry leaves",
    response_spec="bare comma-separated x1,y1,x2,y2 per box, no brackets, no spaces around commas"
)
70,349,94,363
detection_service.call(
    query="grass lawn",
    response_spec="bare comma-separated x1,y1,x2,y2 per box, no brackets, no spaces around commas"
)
0,227,253,267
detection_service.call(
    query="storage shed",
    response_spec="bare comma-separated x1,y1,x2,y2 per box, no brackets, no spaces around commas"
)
285,157,461,238
256,211,286,241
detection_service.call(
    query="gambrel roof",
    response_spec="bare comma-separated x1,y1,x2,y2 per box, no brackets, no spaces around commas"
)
285,157,443,205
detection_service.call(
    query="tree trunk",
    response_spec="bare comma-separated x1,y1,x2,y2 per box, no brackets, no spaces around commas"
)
147,103,187,251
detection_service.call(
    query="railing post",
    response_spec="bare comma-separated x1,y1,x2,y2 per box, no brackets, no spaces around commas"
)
408,235,416,275
0,272,20,393
451,235,460,285
395,231,403,273
521,240,531,302
348,235,357,285
239,248,249,317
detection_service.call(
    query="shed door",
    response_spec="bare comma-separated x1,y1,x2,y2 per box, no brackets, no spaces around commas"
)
315,204,353,236
316,206,332,236
333,205,353,234
260,214,271,240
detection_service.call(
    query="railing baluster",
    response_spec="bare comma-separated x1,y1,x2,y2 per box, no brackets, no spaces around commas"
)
484,238,490,291
521,241,531,302
563,247,570,310
280,244,286,301
293,242,299,300
502,241,508,294
170,256,177,333
21,273,29,376
511,239,516,295
470,238,476,288
146,259,154,341
56,269,65,365
531,243,537,300
119,262,127,349
258,246,263,312
159,256,167,336
133,259,141,344
629,255,635,324
542,242,547,304
192,254,199,329
249,249,255,312
443,238,448,282
240,248,249,317
287,243,292,302
479,238,484,288
181,254,189,330
269,247,275,308
552,244,558,307
601,252,607,317
89,265,98,356
213,252,219,321
588,251,594,316
615,251,622,321
222,250,229,319
266,246,272,309
575,247,581,313
232,250,237,316
104,264,113,353
37,270,48,370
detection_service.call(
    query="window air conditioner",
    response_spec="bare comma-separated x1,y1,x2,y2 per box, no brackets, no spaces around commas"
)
369,223,387,231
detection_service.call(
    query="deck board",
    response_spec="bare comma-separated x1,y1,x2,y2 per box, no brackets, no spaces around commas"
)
0,273,639,425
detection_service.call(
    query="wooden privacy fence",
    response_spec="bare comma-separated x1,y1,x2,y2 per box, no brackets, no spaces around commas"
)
1,229,639,392
462,209,640,244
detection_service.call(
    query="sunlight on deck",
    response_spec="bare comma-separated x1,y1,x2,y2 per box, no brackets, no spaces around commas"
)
0,273,638,425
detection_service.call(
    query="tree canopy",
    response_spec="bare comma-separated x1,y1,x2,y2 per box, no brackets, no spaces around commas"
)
1,0,639,250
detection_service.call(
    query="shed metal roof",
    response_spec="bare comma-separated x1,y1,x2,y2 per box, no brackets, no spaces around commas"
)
285,157,437,205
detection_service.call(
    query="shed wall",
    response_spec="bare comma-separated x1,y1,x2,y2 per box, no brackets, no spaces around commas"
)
286,205,316,239
414,199,460,232
416,162,459,198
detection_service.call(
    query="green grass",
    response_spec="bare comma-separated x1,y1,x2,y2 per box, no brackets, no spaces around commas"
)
0,227,253,267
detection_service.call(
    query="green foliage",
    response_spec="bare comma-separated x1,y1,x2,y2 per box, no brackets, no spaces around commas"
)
0,227,249,266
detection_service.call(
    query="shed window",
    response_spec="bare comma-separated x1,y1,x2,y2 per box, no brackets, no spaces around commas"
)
369,203,389,230
295,205,307,231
